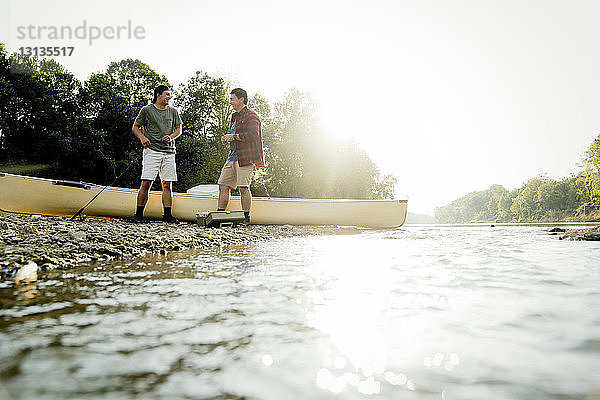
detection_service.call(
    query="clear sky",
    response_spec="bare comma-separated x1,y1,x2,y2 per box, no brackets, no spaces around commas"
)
2,0,600,214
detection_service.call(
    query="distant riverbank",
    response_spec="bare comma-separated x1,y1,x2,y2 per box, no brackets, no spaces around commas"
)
408,211,600,225
0,214,354,281
519,209,600,224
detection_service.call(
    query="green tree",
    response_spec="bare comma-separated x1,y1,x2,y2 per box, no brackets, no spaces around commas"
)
248,93,271,123
0,44,15,160
571,173,591,214
496,190,514,222
435,185,513,223
537,179,574,212
0,51,82,174
583,134,600,207
510,177,546,221
79,59,168,186
373,173,398,200
486,184,509,221
172,71,231,191
257,89,395,199
175,71,230,139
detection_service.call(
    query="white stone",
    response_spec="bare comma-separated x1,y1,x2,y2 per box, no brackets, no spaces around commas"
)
14,262,38,282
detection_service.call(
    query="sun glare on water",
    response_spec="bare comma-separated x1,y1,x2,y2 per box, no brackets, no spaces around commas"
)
303,235,449,396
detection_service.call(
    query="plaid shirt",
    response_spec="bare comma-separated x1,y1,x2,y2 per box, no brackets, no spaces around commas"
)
232,106,264,167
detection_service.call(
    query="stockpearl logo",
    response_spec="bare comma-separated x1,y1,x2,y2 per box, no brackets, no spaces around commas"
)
15,20,146,46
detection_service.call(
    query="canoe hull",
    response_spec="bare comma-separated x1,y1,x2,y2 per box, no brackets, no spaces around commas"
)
0,173,407,228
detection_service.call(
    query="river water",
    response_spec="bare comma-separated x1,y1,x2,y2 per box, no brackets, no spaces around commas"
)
1,225,600,400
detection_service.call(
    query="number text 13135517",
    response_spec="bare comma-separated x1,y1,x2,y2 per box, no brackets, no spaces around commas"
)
19,47,75,57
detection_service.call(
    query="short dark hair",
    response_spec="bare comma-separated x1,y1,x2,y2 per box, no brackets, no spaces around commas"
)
230,88,248,105
152,84,169,103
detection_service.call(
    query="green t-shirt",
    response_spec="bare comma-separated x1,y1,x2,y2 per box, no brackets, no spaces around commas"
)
135,104,182,154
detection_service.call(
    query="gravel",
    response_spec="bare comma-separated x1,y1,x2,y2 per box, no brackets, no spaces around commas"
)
0,214,354,280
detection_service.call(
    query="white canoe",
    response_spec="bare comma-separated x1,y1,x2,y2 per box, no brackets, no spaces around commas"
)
0,172,407,228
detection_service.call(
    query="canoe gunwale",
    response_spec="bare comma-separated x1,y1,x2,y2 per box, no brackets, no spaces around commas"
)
53,180,92,190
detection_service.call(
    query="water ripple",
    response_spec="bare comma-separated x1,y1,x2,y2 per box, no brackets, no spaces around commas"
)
1,225,600,399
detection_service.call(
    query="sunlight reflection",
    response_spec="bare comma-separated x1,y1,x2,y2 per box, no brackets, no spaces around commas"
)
384,370,407,386
307,236,426,395
305,235,468,396
333,356,346,369
262,354,274,366
16,283,39,304
343,372,360,386
316,368,383,395
357,377,381,395
425,352,460,371
316,368,333,389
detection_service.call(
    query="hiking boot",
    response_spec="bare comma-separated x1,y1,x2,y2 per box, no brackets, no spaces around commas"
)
126,215,146,223
162,215,180,223
238,216,251,226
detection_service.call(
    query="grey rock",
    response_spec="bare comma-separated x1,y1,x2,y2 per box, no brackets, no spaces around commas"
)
560,226,600,241
20,224,37,234
549,227,566,233
548,227,567,235
69,231,87,241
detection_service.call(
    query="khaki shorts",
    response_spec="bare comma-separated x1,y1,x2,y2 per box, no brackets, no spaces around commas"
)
141,148,177,181
217,161,254,189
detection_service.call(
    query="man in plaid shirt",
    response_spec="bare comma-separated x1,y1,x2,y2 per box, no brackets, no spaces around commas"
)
218,88,264,223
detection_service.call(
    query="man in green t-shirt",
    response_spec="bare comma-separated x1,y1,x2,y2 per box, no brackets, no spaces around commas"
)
131,84,183,222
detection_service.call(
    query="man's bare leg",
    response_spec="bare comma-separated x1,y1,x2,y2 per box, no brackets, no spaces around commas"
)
218,184,230,210
161,181,172,207
137,180,152,206
161,181,175,222
239,186,252,223
135,180,152,220
239,186,251,212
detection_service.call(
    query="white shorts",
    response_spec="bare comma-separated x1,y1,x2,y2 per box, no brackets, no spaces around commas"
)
141,148,177,182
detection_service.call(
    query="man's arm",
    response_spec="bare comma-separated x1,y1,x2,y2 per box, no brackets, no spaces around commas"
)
223,115,259,143
162,124,181,143
132,121,151,148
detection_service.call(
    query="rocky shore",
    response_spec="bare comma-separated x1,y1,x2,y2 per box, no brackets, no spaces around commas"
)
558,226,600,241
1,214,350,282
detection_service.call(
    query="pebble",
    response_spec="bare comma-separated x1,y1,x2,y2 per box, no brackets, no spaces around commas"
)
69,231,87,241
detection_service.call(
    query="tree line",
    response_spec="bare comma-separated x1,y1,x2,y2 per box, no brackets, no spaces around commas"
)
0,44,395,199
435,136,600,223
